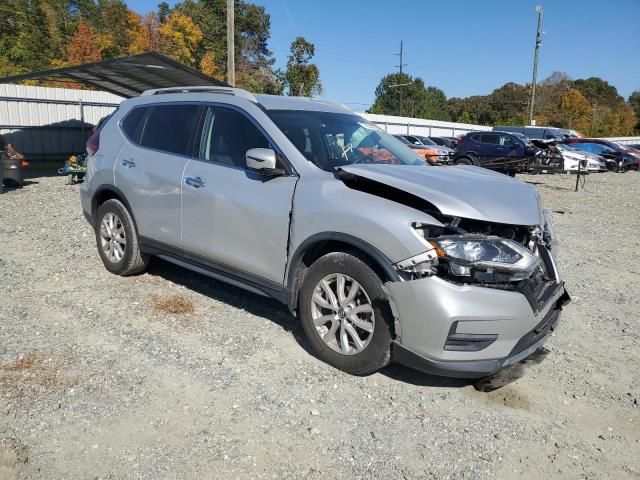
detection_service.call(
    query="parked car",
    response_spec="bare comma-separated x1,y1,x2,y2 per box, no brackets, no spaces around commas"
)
80,86,569,378
493,126,578,141
398,135,454,163
429,136,458,149
556,143,606,172
1,143,29,188
392,134,443,165
454,131,539,174
562,138,638,171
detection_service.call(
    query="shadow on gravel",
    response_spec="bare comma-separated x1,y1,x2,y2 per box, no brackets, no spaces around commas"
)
524,180,575,192
146,258,298,333
379,363,473,388
144,258,544,391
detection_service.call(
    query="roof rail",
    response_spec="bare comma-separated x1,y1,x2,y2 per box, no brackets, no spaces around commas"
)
140,86,258,103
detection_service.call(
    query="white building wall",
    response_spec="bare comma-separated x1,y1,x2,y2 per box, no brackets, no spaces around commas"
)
360,113,491,137
0,83,123,161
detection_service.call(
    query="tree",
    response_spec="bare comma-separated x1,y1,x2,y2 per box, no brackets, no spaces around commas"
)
573,77,624,109
128,11,167,54
0,0,57,74
66,21,102,64
159,12,203,66
423,87,450,121
369,73,449,120
283,36,321,96
561,89,591,132
176,0,280,91
92,0,138,58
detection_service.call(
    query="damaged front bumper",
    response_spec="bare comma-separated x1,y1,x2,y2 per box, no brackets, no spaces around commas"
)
385,275,569,379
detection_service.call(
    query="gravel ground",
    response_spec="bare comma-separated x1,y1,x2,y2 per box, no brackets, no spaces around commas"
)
0,172,639,479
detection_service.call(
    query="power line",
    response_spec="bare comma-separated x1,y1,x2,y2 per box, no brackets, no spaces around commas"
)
280,0,297,35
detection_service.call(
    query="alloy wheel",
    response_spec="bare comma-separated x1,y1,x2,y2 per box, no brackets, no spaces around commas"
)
99,212,126,263
310,273,375,355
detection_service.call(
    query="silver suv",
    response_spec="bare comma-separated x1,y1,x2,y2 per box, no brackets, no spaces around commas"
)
80,86,569,378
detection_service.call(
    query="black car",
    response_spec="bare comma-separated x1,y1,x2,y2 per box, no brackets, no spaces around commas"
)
454,131,539,174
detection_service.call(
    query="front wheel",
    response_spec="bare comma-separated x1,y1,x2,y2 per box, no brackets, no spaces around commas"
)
298,252,393,375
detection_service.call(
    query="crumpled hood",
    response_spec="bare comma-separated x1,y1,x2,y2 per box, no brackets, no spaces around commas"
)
339,164,543,226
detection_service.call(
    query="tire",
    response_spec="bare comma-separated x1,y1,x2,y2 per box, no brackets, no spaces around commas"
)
454,157,473,166
298,252,393,375
95,199,148,276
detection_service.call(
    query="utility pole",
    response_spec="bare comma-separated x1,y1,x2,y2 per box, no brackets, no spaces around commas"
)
528,5,543,125
226,0,235,86
590,101,598,136
395,41,407,116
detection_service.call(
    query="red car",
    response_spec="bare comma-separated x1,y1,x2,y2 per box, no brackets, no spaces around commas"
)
563,138,639,171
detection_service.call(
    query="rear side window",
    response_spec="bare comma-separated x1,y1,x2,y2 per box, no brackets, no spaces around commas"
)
121,107,147,142
479,134,499,144
139,104,200,155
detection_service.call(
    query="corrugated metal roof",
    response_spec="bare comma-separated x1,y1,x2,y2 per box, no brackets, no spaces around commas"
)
0,52,226,98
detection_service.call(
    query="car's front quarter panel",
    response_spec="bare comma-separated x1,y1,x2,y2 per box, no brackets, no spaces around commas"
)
289,172,443,268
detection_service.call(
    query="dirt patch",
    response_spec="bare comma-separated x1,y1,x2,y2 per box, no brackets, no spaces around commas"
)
151,294,195,315
0,351,84,402
0,433,28,480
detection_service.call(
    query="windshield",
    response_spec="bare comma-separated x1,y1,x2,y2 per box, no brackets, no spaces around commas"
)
511,132,533,146
415,136,437,146
267,110,427,171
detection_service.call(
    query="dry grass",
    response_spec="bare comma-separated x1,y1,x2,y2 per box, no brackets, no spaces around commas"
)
0,351,83,401
151,294,195,315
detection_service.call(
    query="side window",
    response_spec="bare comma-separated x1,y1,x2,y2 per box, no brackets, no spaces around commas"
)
121,107,148,143
480,134,499,145
200,107,270,168
499,135,514,146
139,104,200,155
588,143,607,154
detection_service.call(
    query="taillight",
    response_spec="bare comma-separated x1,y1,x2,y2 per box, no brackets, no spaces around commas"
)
86,130,100,156
20,160,29,167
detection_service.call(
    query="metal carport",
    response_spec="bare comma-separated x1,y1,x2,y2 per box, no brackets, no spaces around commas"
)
0,52,226,98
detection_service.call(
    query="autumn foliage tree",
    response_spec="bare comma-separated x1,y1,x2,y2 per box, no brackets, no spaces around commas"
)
561,89,591,133
159,12,203,67
66,21,102,64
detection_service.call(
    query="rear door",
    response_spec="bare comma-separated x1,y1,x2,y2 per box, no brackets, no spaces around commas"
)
478,133,499,163
114,103,200,247
180,105,298,284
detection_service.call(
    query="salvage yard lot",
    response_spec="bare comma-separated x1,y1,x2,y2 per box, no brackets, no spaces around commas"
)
1,172,639,479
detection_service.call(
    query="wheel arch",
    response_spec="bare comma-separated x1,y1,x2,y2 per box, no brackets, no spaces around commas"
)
285,232,400,314
91,185,137,229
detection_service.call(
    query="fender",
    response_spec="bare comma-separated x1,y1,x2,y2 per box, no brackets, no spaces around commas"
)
285,232,400,312
91,184,139,231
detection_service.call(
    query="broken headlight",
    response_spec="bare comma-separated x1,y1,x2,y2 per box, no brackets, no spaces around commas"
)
428,236,540,281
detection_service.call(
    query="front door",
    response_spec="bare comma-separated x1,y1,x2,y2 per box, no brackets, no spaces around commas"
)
181,105,298,284
114,104,200,247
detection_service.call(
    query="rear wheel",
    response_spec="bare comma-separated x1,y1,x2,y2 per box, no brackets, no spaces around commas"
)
298,252,392,375
95,199,148,276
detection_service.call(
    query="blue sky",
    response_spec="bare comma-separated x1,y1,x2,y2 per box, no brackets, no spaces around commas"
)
126,0,640,111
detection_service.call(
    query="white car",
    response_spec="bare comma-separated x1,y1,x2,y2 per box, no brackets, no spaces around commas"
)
557,144,606,172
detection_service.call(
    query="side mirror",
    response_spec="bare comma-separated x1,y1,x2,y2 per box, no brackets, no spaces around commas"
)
246,148,278,171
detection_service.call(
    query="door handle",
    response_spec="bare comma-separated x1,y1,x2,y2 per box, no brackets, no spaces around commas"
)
121,159,136,168
185,176,206,188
